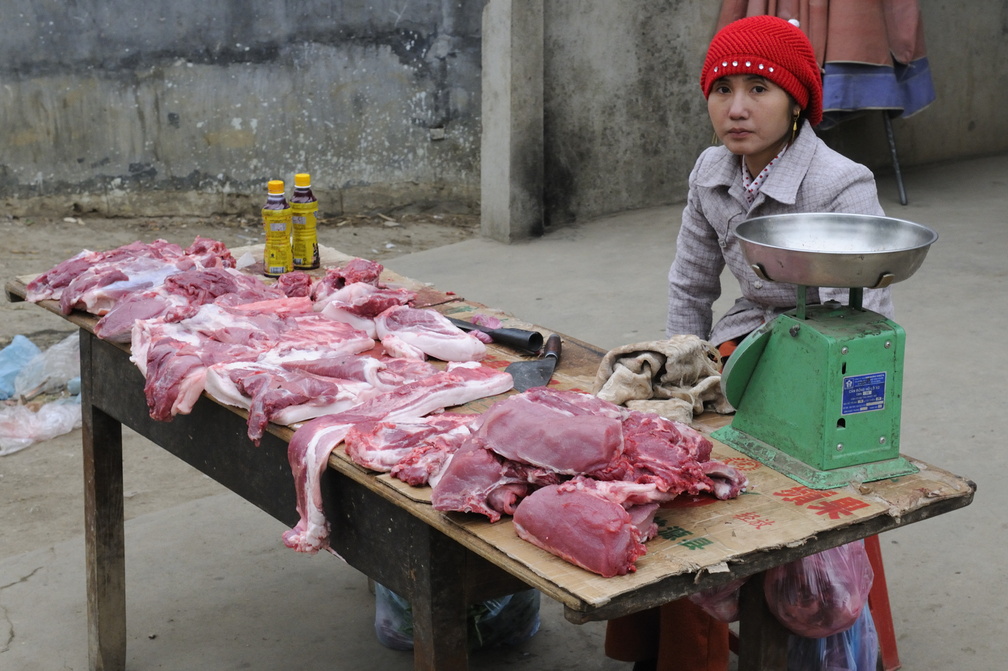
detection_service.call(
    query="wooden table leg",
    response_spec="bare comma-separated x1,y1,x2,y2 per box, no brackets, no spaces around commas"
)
409,527,470,671
81,331,127,671
737,573,789,671
322,467,473,671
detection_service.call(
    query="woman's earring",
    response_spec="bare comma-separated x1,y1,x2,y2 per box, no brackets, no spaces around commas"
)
791,114,800,142
711,130,720,145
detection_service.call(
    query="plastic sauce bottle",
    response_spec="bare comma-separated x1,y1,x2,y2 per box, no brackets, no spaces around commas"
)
291,172,320,270
262,179,293,277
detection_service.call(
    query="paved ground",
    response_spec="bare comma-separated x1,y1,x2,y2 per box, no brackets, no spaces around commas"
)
1,153,1004,670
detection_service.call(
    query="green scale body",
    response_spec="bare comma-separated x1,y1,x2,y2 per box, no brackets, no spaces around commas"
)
713,298,918,489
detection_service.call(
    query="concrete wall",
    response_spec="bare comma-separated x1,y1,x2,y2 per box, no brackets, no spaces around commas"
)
0,0,485,218
2,0,1006,228
542,1,717,226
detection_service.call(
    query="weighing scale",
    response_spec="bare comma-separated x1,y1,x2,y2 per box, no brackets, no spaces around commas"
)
711,213,938,489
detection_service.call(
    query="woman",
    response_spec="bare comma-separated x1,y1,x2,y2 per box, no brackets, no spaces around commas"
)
605,15,891,671
667,15,892,362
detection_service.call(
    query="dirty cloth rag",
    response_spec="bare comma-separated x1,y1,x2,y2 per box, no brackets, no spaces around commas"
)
592,335,734,423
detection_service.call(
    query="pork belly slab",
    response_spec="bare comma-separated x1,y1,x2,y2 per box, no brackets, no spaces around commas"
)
374,305,486,362
344,413,477,479
94,266,287,342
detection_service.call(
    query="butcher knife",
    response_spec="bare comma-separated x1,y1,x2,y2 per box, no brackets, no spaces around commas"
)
446,316,544,354
506,334,562,392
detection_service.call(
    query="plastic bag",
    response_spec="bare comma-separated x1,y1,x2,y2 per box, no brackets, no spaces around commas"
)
687,576,748,622
0,336,42,400
788,602,879,671
14,334,80,398
764,540,874,639
0,396,82,456
373,583,541,652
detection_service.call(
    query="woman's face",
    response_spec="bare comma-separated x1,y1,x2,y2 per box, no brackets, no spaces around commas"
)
707,74,802,176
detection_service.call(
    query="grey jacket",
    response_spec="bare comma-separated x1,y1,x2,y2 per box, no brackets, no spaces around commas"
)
666,120,894,345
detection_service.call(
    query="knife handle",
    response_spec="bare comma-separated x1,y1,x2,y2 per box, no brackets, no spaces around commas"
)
543,333,562,361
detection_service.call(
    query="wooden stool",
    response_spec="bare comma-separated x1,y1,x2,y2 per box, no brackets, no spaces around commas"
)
728,535,901,670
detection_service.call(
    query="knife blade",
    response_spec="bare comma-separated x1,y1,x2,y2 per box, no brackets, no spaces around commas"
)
505,334,562,392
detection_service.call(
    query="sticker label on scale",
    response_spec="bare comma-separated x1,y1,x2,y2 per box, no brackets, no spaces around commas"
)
841,372,886,414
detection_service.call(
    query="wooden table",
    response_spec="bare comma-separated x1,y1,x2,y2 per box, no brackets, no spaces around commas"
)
6,265,976,671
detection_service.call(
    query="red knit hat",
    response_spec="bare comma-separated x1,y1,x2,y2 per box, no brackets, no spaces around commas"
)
700,16,823,126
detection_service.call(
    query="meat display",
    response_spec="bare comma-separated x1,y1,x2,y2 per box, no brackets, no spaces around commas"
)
26,239,749,579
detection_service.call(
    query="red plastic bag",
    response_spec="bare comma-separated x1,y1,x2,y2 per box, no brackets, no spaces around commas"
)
764,540,874,638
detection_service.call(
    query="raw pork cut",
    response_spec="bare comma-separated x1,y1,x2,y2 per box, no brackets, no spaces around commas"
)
204,363,372,443
26,237,235,314
181,236,236,269
374,305,486,362
131,303,289,376
283,362,513,553
278,354,439,391
134,302,375,423
27,240,183,303
94,266,286,342
513,484,651,578
310,258,385,303
429,440,560,522
143,336,260,420
598,412,748,500
473,390,625,474
344,413,477,476
317,283,416,337
389,422,476,486
380,333,428,360
274,270,313,297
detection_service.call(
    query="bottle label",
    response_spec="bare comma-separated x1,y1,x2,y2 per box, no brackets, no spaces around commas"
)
262,206,293,276
291,201,320,269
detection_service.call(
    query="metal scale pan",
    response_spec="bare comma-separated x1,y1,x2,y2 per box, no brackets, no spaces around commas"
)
715,213,938,488
735,212,938,290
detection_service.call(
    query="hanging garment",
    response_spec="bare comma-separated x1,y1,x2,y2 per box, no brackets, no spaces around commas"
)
715,0,936,129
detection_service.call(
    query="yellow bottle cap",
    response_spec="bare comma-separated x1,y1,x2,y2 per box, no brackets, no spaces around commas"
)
294,173,311,188
267,180,285,194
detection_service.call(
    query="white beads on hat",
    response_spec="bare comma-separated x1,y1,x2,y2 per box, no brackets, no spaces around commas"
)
712,61,772,74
